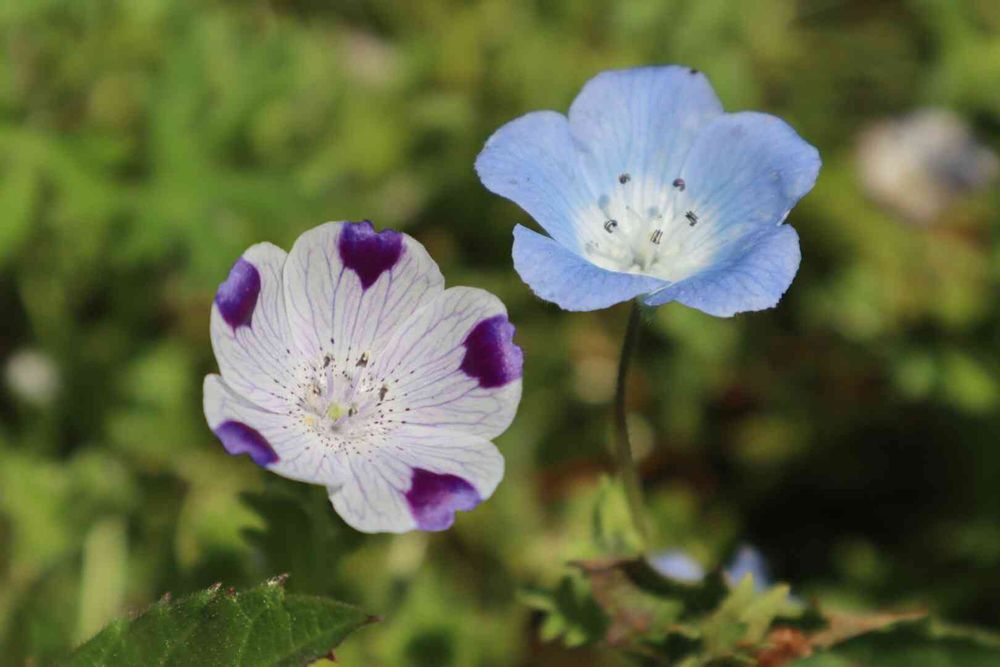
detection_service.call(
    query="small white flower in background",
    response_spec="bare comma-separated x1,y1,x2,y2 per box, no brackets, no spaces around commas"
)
204,220,523,534
5,348,60,407
857,108,999,225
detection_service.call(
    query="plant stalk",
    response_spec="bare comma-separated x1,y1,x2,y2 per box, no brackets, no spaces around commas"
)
613,300,649,549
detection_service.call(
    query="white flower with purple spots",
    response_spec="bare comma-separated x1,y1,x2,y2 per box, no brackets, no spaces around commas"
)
476,65,821,316
203,221,523,533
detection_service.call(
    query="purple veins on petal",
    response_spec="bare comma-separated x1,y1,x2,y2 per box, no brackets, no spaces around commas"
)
460,315,523,388
213,420,280,466
215,258,261,329
405,468,481,531
338,220,405,289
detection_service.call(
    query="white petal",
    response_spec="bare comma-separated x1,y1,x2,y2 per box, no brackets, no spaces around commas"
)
210,243,298,412
203,375,349,487
365,286,523,440
282,221,444,374
328,424,504,533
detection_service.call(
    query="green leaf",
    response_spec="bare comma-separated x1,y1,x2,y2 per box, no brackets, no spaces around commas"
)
519,575,608,648
69,578,376,667
795,617,1000,667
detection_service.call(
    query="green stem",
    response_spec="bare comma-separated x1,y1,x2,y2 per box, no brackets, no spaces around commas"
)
613,301,648,549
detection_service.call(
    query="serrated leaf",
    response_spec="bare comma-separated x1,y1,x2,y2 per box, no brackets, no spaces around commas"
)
68,579,376,667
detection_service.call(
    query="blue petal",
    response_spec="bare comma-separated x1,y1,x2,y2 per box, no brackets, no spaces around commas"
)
513,225,666,311
725,545,771,592
648,550,706,583
644,224,801,317
476,67,723,251
567,66,723,197
672,111,820,236
476,111,588,250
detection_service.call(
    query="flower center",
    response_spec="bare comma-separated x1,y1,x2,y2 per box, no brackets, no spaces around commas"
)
577,173,717,283
290,348,402,442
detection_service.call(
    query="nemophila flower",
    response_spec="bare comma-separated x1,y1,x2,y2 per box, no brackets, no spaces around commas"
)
649,545,772,592
476,66,821,316
203,221,523,533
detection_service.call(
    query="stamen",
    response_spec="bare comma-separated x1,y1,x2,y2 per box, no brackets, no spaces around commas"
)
379,385,389,400
673,178,685,191
685,211,699,227
618,173,631,184
604,219,618,233
650,229,663,245
356,351,369,367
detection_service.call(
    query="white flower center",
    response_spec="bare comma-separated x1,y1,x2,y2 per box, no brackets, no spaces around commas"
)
288,348,402,442
575,173,720,282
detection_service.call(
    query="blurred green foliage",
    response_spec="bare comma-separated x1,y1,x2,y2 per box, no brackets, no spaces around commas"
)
3,0,1000,664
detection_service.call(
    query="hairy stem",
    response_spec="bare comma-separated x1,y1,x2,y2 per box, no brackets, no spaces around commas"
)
613,300,648,549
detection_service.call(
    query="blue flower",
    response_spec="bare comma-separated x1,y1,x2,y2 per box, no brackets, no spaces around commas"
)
648,544,772,592
476,66,821,316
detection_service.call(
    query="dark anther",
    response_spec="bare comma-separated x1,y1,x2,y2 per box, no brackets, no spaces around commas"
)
348,406,358,417
323,355,332,368
686,211,699,226
379,385,389,400
689,68,699,75
618,173,631,184
650,229,663,245
356,351,369,367
604,219,618,233
673,178,686,191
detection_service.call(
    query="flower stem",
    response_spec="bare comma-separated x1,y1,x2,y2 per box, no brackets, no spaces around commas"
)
613,300,648,550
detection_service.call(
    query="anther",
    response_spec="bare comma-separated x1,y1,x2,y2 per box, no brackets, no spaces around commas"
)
685,211,699,227
604,219,618,233
323,355,331,368
356,351,369,367
650,229,663,245
379,385,389,400
618,173,631,184
673,178,685,191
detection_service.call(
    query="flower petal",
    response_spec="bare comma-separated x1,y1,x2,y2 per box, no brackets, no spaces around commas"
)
366,286,523,440
210,243,298,412
203,374,349,486
476,111,588,249
282,220,444,368
648,550,706,583
644,224,801,316
567,66,723,203
327,424,504,533
670,111,819,250
513,225,666,311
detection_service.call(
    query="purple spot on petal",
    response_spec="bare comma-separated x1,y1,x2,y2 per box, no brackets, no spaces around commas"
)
338,220,404,289
215,258,260,329
460,315,523,388
214,420,279,466
405,468,480,531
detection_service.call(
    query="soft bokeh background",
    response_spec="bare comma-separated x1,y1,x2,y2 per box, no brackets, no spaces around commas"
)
3,0,1000,664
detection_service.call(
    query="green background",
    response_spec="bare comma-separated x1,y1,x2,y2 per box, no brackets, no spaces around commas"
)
2,0,1000,664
